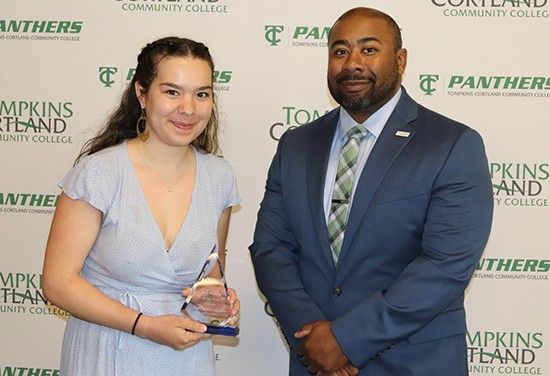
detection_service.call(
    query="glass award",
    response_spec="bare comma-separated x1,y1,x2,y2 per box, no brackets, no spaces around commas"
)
181,245,239,336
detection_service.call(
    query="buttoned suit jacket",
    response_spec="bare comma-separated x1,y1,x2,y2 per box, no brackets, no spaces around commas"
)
249,88,493,375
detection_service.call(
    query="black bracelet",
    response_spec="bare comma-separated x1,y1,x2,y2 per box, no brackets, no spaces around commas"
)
131,312,143,335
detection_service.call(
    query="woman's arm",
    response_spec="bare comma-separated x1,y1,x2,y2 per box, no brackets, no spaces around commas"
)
43,193,208,350
216,206,233,269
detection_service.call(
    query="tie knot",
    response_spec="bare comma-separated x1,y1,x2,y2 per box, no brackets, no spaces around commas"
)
345,125,366,142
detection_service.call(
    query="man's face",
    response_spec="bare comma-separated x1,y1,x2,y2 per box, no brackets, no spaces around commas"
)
327,13,407,123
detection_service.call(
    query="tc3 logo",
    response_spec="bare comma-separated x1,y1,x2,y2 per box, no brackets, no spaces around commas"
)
419,74,440,95
264,25,284,46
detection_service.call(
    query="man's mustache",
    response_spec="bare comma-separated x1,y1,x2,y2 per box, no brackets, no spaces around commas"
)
336,72,375,84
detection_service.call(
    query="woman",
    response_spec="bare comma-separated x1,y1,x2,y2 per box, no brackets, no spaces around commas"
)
42,36,240,375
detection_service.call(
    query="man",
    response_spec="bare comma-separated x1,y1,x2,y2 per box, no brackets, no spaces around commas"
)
250,7,493,376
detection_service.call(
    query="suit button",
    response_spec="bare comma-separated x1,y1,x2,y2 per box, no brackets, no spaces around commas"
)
332,287,342,296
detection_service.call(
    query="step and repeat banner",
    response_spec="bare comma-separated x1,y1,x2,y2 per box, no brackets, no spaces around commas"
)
1,1,549,375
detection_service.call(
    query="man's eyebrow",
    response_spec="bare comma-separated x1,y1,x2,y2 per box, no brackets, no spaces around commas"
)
330,36,382,49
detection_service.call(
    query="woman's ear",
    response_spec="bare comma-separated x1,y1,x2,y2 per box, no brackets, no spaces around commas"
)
135,81,145,109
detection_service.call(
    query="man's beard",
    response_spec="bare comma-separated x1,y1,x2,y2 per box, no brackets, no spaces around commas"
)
328,69,400,115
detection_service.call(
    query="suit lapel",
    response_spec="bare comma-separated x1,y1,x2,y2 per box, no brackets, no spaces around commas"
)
337,90,419,265
307,109,339,270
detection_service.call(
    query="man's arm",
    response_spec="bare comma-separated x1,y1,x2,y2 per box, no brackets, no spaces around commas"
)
249,131,327,349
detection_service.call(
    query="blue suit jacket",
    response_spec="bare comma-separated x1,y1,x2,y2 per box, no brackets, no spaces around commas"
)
250,88,493,375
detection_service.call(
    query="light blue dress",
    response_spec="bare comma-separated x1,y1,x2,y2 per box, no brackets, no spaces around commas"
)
58,142,240,376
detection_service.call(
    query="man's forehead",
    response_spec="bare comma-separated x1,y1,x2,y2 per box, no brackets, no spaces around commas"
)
333,14,387,31
329,16,389,45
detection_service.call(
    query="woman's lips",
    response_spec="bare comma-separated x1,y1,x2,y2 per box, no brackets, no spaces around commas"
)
171,120,194,131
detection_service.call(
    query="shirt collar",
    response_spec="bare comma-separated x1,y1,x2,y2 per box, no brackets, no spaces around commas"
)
337,87,402,140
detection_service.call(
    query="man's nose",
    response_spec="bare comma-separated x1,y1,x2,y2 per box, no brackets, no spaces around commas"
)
342,50,364,71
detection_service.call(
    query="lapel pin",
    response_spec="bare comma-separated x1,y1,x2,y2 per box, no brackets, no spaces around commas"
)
395,131,410,137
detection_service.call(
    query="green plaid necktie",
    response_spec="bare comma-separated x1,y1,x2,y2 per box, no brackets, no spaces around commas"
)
327,125,366,264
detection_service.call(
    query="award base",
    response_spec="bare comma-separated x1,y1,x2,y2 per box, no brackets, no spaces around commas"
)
205,324,239,336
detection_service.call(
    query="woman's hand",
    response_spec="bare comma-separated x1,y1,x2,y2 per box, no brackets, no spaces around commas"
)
224,287,240,325
135,314,210,350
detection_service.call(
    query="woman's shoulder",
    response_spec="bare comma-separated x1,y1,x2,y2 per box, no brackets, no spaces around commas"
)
75,143,126,171
60,143,126,211
196,150,234,172
196,150,237,190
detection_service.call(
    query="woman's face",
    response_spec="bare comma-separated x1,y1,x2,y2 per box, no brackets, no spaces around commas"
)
135,56,213,148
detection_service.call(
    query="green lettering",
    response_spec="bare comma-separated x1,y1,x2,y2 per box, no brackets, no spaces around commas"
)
70,21,83,34
293,26,308,38
0,101,17,116
43,195,56,207
492,76,505,88
0,272,14,288
511,259,524,272
461,76,476,89
126,68,136,81
32,21,47,33
477,76,492,89
518,76,531,89
282,106,296,125
62,102,73,118
503,76,519,89
531,77,545,89
8,20,21,32
539,260,550,272
305,27,320,39
496,259,512,272
523,259,538,272
45,21,57,33
448,75,464,88
483,332,496,347
532,333,544,349
29,194,44,206
57,21,70,33
485,258,498,270
467,331,482,346
1,366,18,376
27,368,41,376
19,193,30,205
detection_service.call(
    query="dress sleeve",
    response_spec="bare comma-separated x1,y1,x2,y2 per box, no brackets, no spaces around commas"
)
58,154,112,214
223,161,240,209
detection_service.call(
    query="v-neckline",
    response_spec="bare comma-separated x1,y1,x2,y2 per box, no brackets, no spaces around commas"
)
123,141,199,253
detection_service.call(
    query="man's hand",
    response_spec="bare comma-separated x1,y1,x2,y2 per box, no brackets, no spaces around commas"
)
323,363,359,376
294,320,352,374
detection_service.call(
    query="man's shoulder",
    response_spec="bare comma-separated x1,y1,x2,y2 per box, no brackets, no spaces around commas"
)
398,88,471,134
409,103,488,154
415,102,472,136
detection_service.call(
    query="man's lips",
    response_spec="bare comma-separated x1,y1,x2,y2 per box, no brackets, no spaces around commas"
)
339,80,372,92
